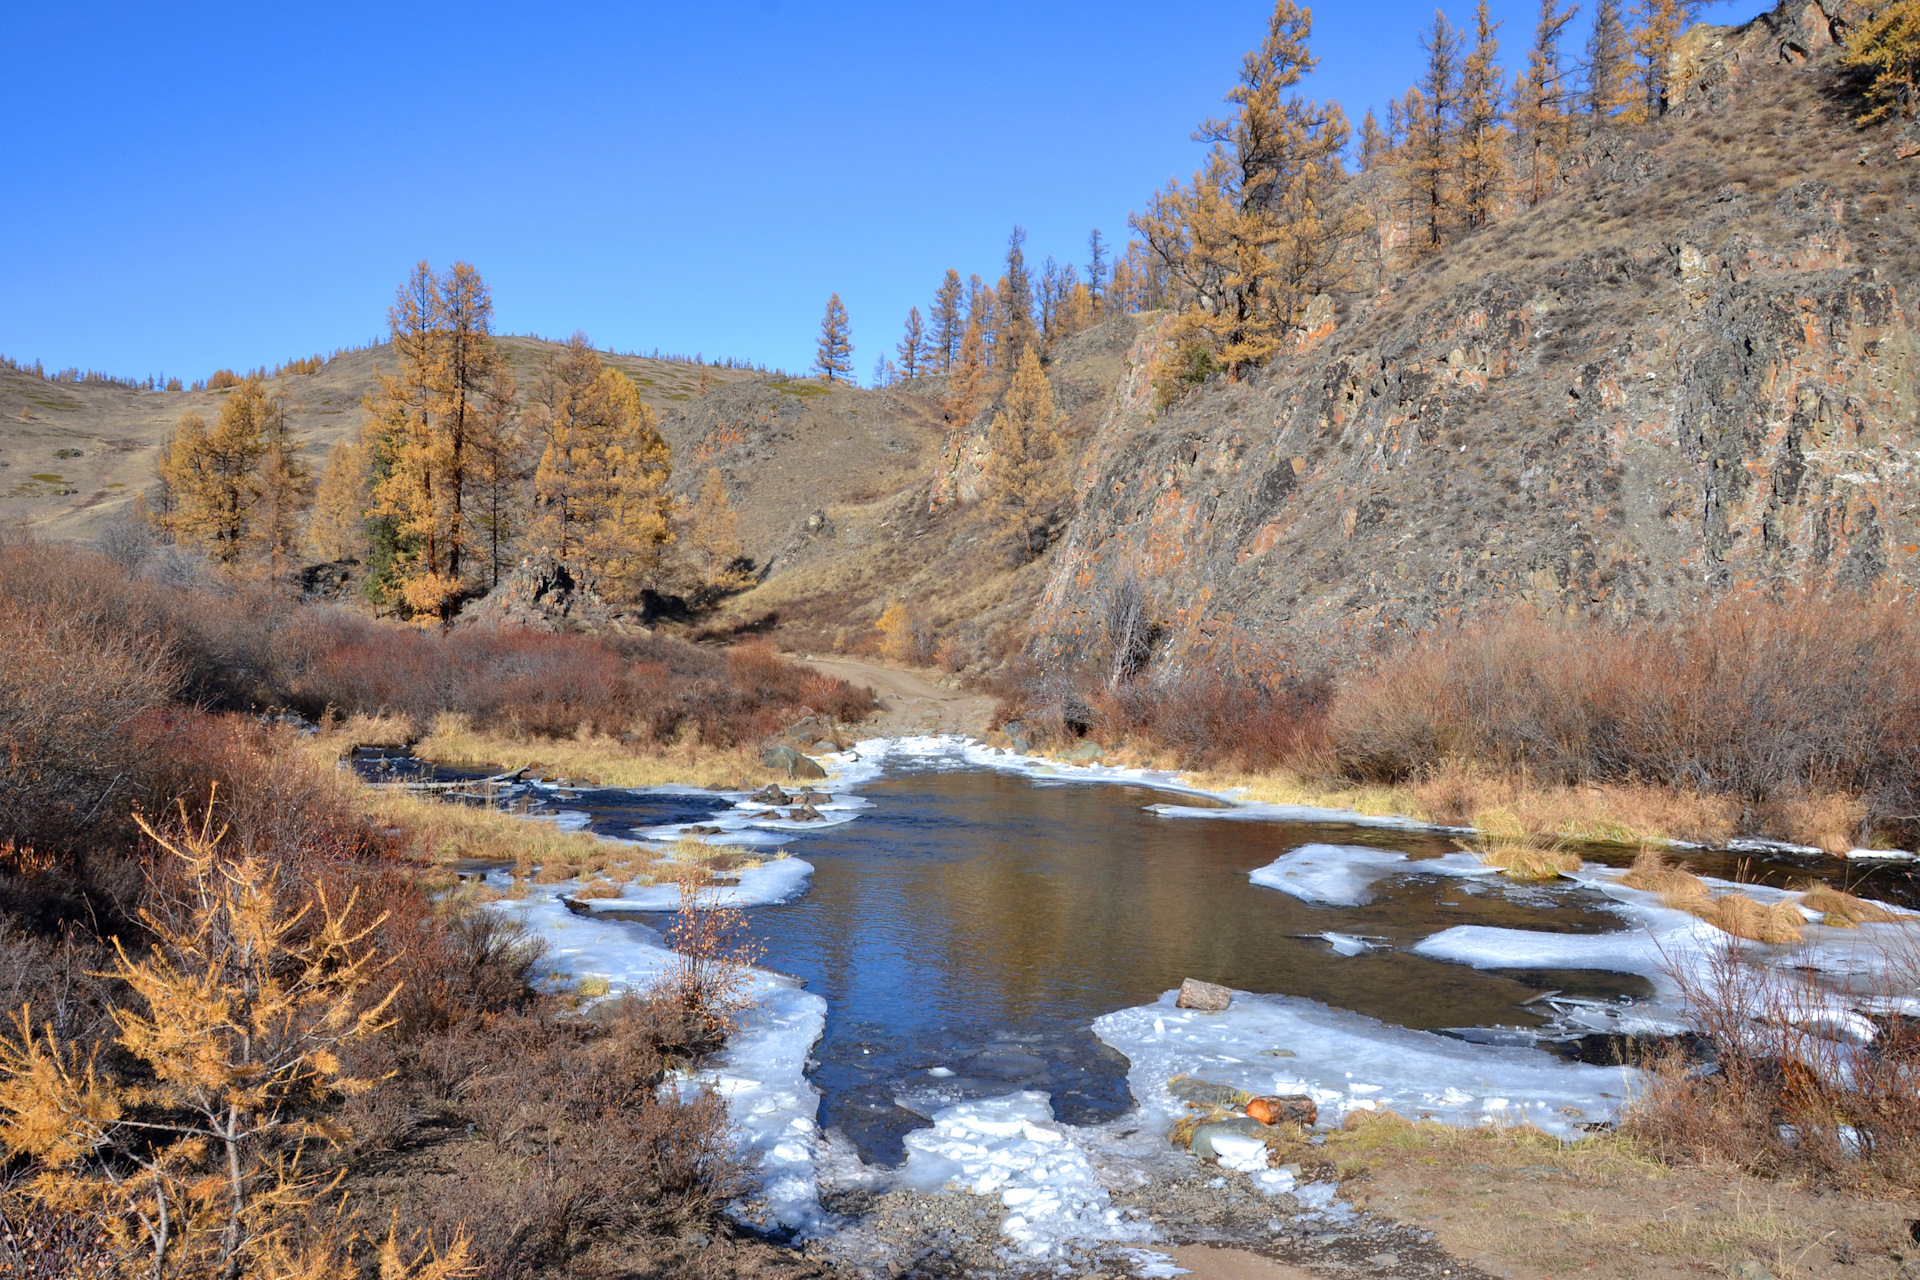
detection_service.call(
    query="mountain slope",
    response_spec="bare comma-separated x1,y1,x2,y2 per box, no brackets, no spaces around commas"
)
1034,0,1920,664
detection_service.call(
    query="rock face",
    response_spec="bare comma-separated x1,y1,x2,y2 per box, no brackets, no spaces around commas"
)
456,557,613,632
1176,978,1234,1011
1034,4,1920,663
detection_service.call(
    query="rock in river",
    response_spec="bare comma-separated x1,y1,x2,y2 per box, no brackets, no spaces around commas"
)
1246,1095,1318,1126
1176,978,1233,1011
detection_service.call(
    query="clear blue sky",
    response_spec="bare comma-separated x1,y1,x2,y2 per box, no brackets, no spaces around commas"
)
2,0,1756,384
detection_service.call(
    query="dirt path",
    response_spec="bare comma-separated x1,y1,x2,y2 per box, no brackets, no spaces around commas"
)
790,655,996,739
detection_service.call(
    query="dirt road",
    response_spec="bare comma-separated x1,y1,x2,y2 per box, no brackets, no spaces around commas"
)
791,655,996,739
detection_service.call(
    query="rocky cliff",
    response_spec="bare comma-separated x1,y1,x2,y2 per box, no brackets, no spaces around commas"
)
1035,0,1920,665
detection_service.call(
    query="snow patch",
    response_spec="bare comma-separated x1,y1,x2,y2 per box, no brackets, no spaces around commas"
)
569,855,815,911
1248,844,1493,906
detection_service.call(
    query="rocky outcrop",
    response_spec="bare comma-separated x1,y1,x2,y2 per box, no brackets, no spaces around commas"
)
456,556,615,631
1035,12,1920,665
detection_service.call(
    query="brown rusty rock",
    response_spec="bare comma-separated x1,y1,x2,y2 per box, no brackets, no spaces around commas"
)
1245,1095,1318,1127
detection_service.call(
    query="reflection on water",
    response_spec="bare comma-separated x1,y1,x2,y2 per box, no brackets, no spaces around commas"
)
365,749,1909,1167
735,770,1653,1164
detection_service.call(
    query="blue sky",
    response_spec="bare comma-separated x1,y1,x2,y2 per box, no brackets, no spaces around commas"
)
2,0,1755,383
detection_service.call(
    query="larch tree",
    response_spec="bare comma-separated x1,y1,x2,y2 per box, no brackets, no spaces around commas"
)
246,382,310,576
1359,107,1390,169
307,436,372,563
157,379,285,565
944,320,990,425
1457,0,1510,232
1585,0,1638,126
1135,0,1357,378
1632,0,1699,118
361,261,511,621
897,305,927,379
1843,0,1920,122
689,466,748,588
526,334,672,598
1086,229,1109,307
966,274,998,370
996,227,1040,368
986,345,1068,560
1514,0,1579,205
814,293,854,382
1403,12,1463,255
931,269,965,371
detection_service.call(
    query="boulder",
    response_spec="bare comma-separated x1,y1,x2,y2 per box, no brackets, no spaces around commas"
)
787,805,826,822
1167,1075,1249,1108
796,790,829,805
456,556,613,631
761,745,827,780
749,784,790,805
1245,1095,1318,1127
1187,1116,1272,1158
1176,978,1233,1011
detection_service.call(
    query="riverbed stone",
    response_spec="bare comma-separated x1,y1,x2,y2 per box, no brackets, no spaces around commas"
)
1188,1116,1273,1158
1168,1075,1251,1108
761,745,827,779
1177,978,1234,1011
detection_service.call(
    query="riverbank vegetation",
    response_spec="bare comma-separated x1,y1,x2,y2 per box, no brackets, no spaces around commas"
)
0,533,852,1277
1008,590,1920,852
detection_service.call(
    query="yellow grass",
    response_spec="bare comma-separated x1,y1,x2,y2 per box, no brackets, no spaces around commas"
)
412,717,783,790
329,711,418,752
1174,760,1743,846
1797,883,1903,926
1461,833,1581,880
1621,846,1710,897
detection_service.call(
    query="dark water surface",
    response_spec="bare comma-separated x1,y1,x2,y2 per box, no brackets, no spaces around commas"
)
364,749,1906,1166
739,769,1653,1164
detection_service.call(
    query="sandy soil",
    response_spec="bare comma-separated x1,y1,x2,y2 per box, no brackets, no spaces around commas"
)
792,654,996,739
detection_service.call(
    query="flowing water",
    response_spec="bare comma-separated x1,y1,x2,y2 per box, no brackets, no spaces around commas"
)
357,750,1908,1166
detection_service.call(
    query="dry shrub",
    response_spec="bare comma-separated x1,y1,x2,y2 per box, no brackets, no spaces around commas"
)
1328,594,1920,841
1625,940,1920,1189
1079,652,1331,772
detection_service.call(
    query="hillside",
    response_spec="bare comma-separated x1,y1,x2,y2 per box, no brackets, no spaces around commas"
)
1034,0,1920,663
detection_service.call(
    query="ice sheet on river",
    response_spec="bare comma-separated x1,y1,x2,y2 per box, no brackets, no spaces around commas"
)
1094,987,1634,1139
1248,843,1493,906
567,855,815,911
483,876,830,1235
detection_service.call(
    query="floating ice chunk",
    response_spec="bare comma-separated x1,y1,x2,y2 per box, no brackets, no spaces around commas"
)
1250,845,1415,906
570,856,814,911
1151,800,1443,831
1116,1250,1189,1279
1253,1166,1297,1195
1250,845,1493,906
1847,847,1918,862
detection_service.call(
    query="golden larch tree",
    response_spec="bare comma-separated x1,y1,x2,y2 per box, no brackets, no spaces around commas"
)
1401,13,1463,256
689,467,748,589
897,305,927,379
930,270,965,371
307,437,373,563
944,320,990,425
986,345,1068,560
1843,0,1920,122
1514,0,1578,205
1457,0,1510,232
1586,0,1638,125
0,803,402,1279
247,383,311,576
157,378,292,565
1632,0,1701,117
814,294,853,382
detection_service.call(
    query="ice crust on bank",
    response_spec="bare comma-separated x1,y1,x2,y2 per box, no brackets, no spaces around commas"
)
897,1092,1153,1257
630,792,872,847
1248,844,1493,906
1094,988,1634,1139
568,855,815,911
482,877,830,1234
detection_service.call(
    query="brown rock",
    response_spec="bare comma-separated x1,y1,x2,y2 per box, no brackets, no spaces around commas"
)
1176,978,1233,1011
1245,1095,1318,1127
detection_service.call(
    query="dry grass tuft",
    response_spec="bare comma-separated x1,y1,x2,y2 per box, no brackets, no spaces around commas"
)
1462,833,1581,880
1687,893,1807,945
1621,846,1710,898
1797,883,1902,926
